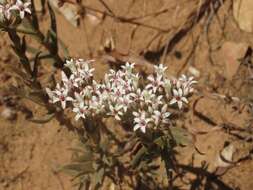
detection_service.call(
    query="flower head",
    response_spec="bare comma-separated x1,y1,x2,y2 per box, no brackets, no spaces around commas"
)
170,88,188,109
46,84,73,109
108,104,124,121
73,101,88,120
0,3,11,20
146,75,164,93
154,64,167,76
133,111,152,133
10,0,31,19
152,104,171,126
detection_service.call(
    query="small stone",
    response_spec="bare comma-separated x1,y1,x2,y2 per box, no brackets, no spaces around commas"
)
1,107,17,121
48,0,80,27
220,41,248,80
188,66,200,78
216,144,234,168
233,0,253,33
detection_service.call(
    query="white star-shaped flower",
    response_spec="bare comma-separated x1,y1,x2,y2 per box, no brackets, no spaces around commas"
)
51,84,73,109
108,104,124,121
133,111,152,133
0,3,12,20
154,64,167,76
10,0,31,19
152,104,171,126
146,75,164,93
170,88,188,109
79,62,95,81
121,62,135,75
73,102,88,120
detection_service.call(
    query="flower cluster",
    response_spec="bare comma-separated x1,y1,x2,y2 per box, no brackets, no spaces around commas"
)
0,0,31,22
46,59,197,133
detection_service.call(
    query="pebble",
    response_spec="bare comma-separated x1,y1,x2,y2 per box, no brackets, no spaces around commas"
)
220,41,248,80
1,107,17,121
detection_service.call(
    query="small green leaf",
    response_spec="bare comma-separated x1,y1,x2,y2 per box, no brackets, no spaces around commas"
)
58,38,70,58
74,152,93,163
31,51,42,80
62,162,94,174
94,168,105,185
99,137,109,152
31,0,39,30
131,146,148,168
47,2,58,53
154,136,170,149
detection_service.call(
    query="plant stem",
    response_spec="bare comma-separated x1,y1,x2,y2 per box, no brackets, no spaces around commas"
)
161,147,174,189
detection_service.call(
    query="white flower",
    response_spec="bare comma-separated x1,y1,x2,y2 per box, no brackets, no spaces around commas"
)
61,71,78,90
0,3,11,20
121,62,135,75
79,61,95,81
50,84,73,109
170,88,188,109
45,87,55,103
89,96,105,114
130,73,139,90
10,0,31,19
80,86,93,98
108,104,124,121
179,74,197,87
73,102,88,120
133,111,152,133
152,105,171,126
183,85,194,96
176,75,197,96
154,64,167,76
65,59,77,73
163,78,172,96
73,92,84,103
139,89,155,104
146,75,164,93
151,95,163,110
118,93,135,112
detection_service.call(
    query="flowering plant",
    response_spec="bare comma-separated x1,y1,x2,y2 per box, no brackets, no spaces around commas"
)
46,59,197,133
0,1,199,188
45,59,197,188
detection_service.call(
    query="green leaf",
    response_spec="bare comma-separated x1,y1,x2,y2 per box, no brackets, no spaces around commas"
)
131,146,148,168
31,51,42,80
99,137,109,152
74,152,93,163
59,38,70,58
31,0,39,30
62,162,94,174
47,2,58,54
94,168,105,186
154,136,171,149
